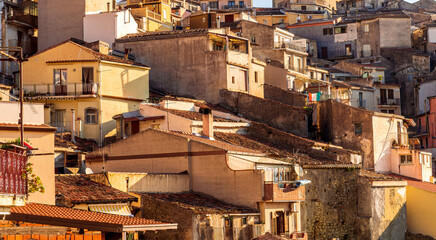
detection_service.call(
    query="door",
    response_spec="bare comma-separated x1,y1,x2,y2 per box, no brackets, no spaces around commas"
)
276,211,285,235
51,109,66,132
345,44,352,56
380,89,387,105
321,47,328,59
131,121,140,135
82,67,94,94
54,69,67,95
225,14,234,22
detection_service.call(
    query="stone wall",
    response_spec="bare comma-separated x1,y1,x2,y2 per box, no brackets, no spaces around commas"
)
220,89,308,137
263,84,307,108
301,166,359,240
318,100,374,169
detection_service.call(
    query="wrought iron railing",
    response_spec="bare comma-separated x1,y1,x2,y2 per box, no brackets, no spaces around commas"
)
23,83,99,97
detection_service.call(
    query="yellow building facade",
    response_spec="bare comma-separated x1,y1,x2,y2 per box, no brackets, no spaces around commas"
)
126,0,173,31
22,40,150,145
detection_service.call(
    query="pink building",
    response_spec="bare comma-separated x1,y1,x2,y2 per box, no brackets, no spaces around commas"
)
415,95,436,176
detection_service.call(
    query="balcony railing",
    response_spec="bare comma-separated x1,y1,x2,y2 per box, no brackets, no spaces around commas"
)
223,4,246,9
0,149,27,196
263,182,305,201
128,0,169,4
274,42,307,53
23,83,99,97
377,98,400,106
146,10,162,21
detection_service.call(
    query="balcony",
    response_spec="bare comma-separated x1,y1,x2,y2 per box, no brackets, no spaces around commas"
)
288,65,306,74
274,42,307,53
223,4,247,9
228,50,249,67
377,98,400,106
0,149,27,209
7,1,38,28
264,182,305,201
23,83,99,98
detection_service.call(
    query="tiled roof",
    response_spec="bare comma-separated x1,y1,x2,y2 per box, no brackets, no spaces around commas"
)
55,133,99,152
56,175,137,204
150,105,240,122
213,132,342,165
390,174,436,193
136,192,259,214
359,170,400,181
160,130,262,154
253,8,286,15
0,123,57,131
32,38,148,67
117,29,209,41
10,203,168,226
253,233,287,240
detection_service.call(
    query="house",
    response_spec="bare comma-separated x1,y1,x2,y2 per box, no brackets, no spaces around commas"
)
318,99,432,182
0,0,38,80
114,29,265,104
412,22,436,64
38,0,116,51
113,98,250,139
56,175,138,216
273,0,337,12
199,0,252,11
0,101,57,205
22,39,150,145
252,8,330,27
123,0,173,31
391,175,436,239
86,128,308,238
83,10,139,47
135,192,264,239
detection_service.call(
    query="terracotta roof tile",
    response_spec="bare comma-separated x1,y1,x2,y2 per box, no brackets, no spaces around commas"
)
55,133,99,152
11,203,167,226
0,123,57,131
150,105,240,122
136,192,258,214
359,170,400,181
390,174,436,192
56,175,137,204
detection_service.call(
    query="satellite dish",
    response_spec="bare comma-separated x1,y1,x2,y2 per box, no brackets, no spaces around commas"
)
85,168,94,174
294,165,304,177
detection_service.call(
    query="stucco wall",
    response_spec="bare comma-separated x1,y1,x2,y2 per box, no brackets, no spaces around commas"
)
0,102,44,124
114,34,228,104
379,18,411,48
406,184,436,238
220,89,308,137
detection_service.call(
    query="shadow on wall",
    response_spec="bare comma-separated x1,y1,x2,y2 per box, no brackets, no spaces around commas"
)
378,204,407,240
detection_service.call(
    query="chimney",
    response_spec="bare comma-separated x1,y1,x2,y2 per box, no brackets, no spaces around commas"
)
107,2,110,12
71,109,76,143
200,107,213,139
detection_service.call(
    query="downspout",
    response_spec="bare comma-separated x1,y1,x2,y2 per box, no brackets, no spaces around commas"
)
98,63,103,147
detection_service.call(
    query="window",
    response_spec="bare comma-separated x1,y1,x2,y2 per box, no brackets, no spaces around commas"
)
263,19,267,24
352,1,356,7
85,108,98,124
354,123,362,134
301,6,306,10
359,92,363,107
255,71,258,83
228,0,235,6
388,110,395,114
163,9,167,19
232,76,235,84
323,28,333,35
239,1,244,7
209,1,218,9
150,123,160,129
388,89,394,99
54,69,67,86
279,19,284,24
400,155,412,164
250,35,256,43
334,26,347,34
242,217,247,225
363,24,369,32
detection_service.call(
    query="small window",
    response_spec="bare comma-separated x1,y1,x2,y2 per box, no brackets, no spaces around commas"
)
388,89,394,99
363,24,369,33
400,155,412,164
301,6,306,10
150,123,160,129
232,76,235,84
85,108,98,124
334,26,347,34
263,19,267,25
352,1,356,7
254,71,258,83
250,35,256,43
242,217,247,225
354,123,362,135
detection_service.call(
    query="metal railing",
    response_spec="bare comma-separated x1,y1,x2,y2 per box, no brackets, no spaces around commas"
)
0,149,27,195
274,42,307,53
223,3,246,9
23,83,99,97
146,10,162,21
377,98,400,106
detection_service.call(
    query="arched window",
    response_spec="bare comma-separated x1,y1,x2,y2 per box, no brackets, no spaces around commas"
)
85,108,98,124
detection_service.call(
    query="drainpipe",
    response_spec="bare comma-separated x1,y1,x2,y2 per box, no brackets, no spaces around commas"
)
71,109,76,143
98,64,103,147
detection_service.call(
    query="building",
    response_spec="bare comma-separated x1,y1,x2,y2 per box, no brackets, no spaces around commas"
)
114,29,265,104
199,0,252,11
318,99,432,182
22,39,150,145
113,98,250,139
83,10,139,47
0,101,57,205
274,0,337,12
38,0,116,51
56,175,137,216
124,0,173,31
86,128,307,238
412,22,436,65
251,8,329,27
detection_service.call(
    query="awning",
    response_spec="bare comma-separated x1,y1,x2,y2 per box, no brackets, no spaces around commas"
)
89,203,133,217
